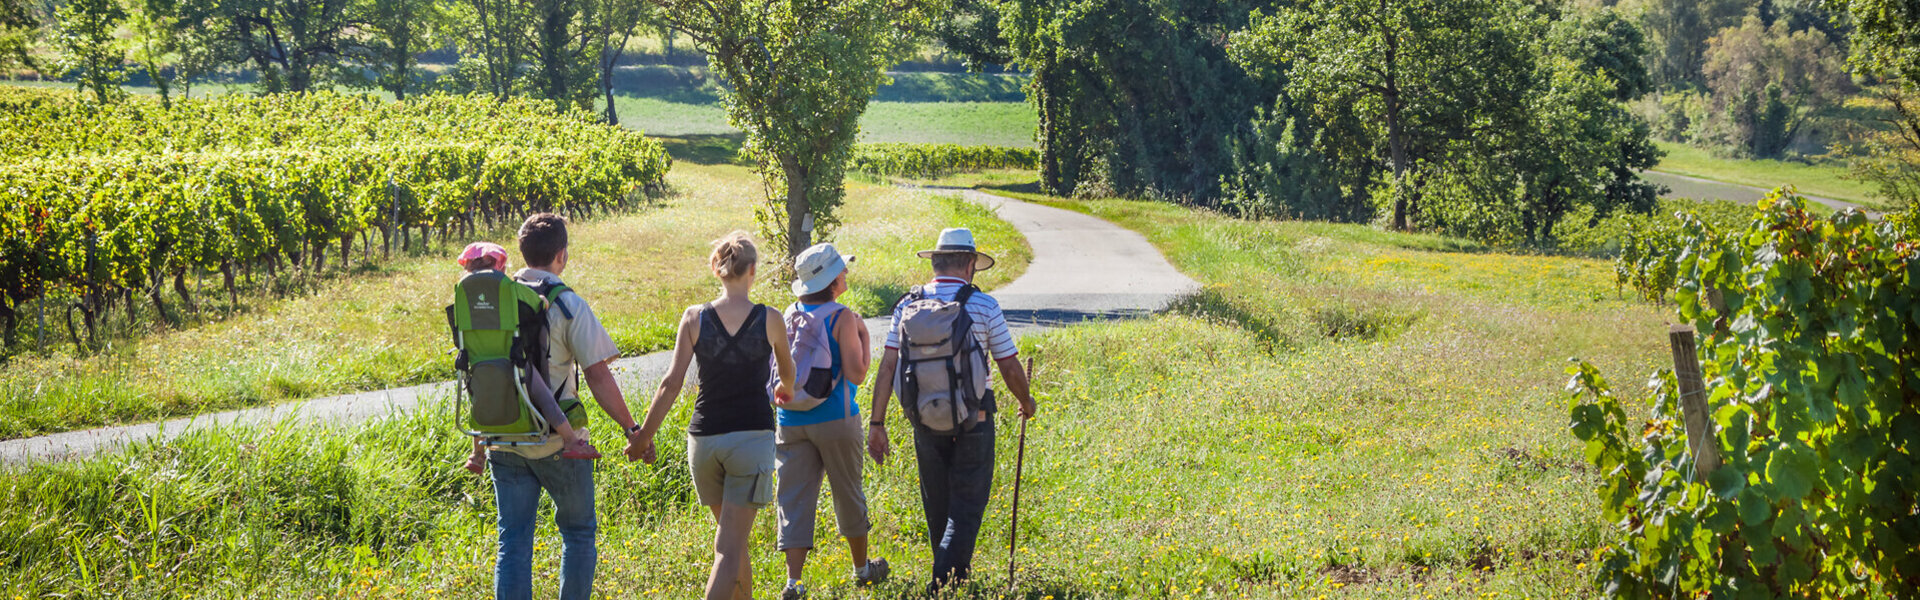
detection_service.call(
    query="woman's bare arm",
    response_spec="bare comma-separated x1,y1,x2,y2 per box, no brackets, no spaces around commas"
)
638,306,701,440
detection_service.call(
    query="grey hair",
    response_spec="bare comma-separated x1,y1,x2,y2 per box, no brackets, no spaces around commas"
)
930,253,973,274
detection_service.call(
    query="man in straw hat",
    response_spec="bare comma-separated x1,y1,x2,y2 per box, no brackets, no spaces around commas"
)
868,228,1039,594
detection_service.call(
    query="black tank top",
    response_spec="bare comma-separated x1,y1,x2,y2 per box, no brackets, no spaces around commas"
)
688,303,776,436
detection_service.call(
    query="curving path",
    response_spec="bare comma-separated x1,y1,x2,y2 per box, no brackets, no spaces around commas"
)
0,188,1197,464
1643,170,1883,218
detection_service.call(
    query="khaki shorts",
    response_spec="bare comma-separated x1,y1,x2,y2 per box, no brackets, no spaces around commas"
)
687,430,776,508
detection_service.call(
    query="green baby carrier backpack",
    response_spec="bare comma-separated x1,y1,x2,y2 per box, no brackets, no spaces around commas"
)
446,269,564,445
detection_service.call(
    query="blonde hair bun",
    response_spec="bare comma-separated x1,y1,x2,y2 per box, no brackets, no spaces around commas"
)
710,230,758,280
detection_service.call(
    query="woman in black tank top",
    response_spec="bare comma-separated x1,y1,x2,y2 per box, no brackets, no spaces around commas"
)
632,231,794,600
688,302,777,435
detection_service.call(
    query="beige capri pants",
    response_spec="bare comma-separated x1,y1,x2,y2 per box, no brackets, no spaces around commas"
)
774,416,871,550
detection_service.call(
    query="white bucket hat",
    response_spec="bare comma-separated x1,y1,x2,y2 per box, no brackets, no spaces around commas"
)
915,228,996,271
792,243,855,296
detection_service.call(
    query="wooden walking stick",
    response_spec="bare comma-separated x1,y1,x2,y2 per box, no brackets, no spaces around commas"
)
1008,356,1034,594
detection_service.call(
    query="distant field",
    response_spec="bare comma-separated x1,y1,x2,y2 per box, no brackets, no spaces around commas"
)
0,82,1037,148
618,96,1036,147
1649,141,1885,209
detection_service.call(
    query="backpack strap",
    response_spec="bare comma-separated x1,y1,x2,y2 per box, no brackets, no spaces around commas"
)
526,278,581,419
953,284,983,353
955,284,979,307
532,281,575,319
893,286,925,347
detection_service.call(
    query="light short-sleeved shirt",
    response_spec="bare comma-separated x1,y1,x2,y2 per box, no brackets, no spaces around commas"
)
884,276,1019,363
495,267,620,458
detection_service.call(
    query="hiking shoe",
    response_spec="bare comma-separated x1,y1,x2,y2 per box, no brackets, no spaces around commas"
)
781,581,807,600
856,558,891,586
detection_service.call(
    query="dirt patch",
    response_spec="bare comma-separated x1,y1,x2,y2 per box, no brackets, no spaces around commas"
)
1319,563,1378,584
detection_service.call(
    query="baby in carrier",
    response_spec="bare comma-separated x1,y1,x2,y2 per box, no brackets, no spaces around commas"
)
457,242,601,474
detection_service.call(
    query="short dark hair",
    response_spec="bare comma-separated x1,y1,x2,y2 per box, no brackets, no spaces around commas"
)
518,213,568,268
799,288,835,304
930,253,972,274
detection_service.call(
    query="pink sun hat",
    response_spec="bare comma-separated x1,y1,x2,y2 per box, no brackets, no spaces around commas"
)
457,242,510,270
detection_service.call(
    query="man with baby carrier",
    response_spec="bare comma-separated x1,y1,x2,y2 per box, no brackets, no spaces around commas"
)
867,228,1039,595
447,213,646,600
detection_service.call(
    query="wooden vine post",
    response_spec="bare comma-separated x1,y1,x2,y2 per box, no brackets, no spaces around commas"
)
1669,324,1720,477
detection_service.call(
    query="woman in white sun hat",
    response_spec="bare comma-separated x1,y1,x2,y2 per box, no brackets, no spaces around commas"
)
773,243,889,600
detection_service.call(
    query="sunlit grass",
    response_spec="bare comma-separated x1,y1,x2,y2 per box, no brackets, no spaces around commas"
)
1,178,1676,598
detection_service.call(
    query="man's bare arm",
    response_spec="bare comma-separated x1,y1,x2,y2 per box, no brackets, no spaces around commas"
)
583,359,635,432
995,355,1037,419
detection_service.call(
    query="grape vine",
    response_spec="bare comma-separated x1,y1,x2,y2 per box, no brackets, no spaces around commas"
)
0,89,671,348
1568,190,1918,597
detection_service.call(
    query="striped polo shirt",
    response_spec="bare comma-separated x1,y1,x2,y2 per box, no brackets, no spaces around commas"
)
883,277,1019,361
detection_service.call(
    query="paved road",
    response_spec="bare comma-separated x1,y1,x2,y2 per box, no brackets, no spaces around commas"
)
1643,170,1882,217
0,188,1197,464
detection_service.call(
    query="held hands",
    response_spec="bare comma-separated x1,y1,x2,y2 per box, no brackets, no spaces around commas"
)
1019,397,1038,419
624,429,656,464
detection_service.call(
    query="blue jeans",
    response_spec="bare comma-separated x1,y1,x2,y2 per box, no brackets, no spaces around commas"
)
912,419,996,588
490,450,597,600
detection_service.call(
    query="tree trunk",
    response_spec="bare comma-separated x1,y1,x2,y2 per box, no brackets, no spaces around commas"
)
149,279,173,325
173,269,195,314
782,156,811,260
65,303,84,351
1,303,15,350
539,2,574,112
341,236,353,271
78,297,98,350
221,261,238,308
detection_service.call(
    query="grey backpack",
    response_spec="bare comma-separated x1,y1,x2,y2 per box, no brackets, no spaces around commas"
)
895,285,991,433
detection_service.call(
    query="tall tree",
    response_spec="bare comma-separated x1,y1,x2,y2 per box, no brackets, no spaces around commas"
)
175,0,362,93
1831,0,1920,213
591,0,650,124
931,0,1009,70
1548,8,1653,101
452,0,529,98
526,0,597,113
649,0,938,259
356,0,442,99
1635,0,1744,89
131,0,182,107
0,0,37,73
1702,13,1853,157
1003,0,1276,202
55,0,129,103
1231,0,1529,230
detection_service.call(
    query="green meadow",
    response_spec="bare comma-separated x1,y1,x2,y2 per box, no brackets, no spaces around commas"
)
0,161,1671,598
